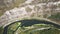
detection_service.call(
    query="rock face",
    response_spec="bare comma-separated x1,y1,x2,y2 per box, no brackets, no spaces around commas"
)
0,0,15,16
0,0,26,9
0,0,60,27
0,0,26,16
0,0,14,9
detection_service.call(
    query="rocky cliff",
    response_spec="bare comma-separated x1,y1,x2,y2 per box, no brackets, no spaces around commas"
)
0,0,60,27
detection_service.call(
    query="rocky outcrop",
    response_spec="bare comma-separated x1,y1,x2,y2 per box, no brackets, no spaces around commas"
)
0,0,60,27
0,0,26,16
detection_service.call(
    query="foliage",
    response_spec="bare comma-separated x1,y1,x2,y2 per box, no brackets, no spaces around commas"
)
7,22,60,34
7,22,21,34
48,13,60,20
0,26,4,34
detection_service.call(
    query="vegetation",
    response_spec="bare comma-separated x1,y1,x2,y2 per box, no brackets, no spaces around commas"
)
7,22,21,34
0,0,60,34
6,22,60,34
0,19,60,34
0,26,4,34
48,13,60,20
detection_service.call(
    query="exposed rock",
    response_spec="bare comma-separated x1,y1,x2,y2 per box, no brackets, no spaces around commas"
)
0,0,26,16
0,0,60,27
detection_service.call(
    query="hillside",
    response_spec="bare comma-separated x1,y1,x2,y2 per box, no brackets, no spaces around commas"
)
0,0,60,34
0,0,60,24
